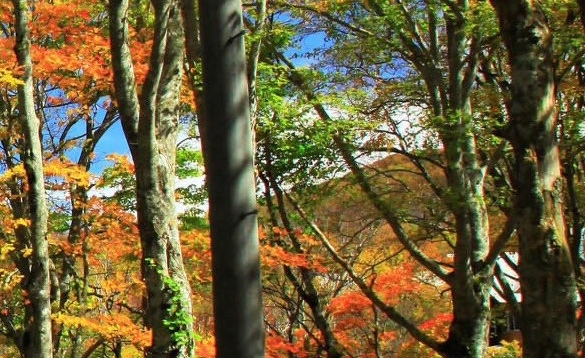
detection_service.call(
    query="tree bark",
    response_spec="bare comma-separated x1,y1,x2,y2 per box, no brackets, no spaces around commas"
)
108,0,194,356
197,1,265,358
490,1,578,357
12,0,53,357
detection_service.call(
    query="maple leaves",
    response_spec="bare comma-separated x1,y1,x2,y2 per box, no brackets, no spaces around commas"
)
0,0,156,108
261,227,327,272
257,218,455,357
53,313,151,351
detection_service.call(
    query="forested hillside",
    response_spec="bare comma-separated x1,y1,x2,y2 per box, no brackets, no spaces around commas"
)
0,0,584,358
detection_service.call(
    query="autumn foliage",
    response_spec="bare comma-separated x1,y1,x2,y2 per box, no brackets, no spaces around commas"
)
2,0,584,357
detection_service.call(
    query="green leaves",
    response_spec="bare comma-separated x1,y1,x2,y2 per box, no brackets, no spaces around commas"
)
96,155,136,211
256,102,343,189
176,148,203,180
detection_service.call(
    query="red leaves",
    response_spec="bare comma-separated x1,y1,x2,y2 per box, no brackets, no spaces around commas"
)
266,332,307,358
330,291,371,316
261,227,327,272
372,262,418,305
419,312,453,332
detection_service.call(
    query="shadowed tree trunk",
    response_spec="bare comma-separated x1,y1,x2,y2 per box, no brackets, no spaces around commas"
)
108,0,194,356
490,1,578,357
11,0,53,357
197,1,265,358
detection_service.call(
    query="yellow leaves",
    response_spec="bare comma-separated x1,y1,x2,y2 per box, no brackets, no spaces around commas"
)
121,345,143,358
53,313,152,349
487,340,522,358
295,0,351,11
44,159,92,188
2,237,31,259
0,160,91,189
0,268,23,296
21,248,32,258
0,68,24,86
0,244,15,261
0,165,26,183
0,217,32,244
12,218,30,229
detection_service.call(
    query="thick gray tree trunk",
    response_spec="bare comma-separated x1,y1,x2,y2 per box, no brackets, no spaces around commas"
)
12,0,53,357
197,1,265,358
490,1,578,357
108,0,194,356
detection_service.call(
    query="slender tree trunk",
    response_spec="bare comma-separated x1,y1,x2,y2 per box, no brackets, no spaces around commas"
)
434,11,493,357
108,0,194,356
490,1,578,357
12,0,53,357
275,24,493,357
261,152,344,357
197,1,265,357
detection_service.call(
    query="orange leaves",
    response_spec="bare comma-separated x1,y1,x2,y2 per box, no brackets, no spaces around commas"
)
0,39,15,74
129,39,153,86
97,155,136,186
262,244,319,270
0,1,112,101
372,262,419,305
53,312,151,349
330,291,371,316
0,2,12,24
261,227,328,272
181,230,212,284
46,95,67,106
266,332,307,358
1,0,194,114
106,154,135,174
419,312,453,332
195,335,216,358
83,196,140,262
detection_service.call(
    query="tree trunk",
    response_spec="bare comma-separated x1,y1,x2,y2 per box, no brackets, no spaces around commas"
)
197,1,265,358
108,0,194,356
274,6,494,353
12,0,53,357
490,1,578,357
260,149,344,358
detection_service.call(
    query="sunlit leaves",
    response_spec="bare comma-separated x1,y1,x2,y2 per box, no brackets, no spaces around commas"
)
45,159,92,189
53,313,151,350
176,148,203,179
0,68,24,86
96,154,136,210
